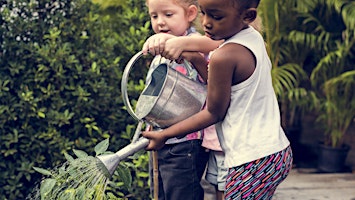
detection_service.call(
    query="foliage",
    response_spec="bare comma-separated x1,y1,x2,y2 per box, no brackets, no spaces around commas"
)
293,0,355,148
258,0,310,129
4,0,354,199
106,148,151,200
0,0,151,199
259,0,355,142
31,138,150,200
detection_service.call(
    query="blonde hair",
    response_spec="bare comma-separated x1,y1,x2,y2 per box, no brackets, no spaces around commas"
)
173,0,199,27
146,0,198,11
146,0,200,29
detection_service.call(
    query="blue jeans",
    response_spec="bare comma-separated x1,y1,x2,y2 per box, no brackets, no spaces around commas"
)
149,140,209,200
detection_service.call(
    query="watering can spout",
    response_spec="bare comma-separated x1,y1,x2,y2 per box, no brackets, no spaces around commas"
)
96,153,121,178
96,137,149,178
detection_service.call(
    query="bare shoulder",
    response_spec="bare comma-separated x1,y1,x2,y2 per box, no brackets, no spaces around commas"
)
212,43,254,64
211,43,256,84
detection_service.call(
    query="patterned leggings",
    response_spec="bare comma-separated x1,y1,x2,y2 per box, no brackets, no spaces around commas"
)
225,146,293,200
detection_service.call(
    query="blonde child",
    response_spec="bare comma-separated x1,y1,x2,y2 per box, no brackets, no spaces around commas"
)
141,0,212,199
142,0,293,199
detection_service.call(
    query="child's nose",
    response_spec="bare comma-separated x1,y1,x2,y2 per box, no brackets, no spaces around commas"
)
201,17,211,29
203,21,212,30
157,17,165,25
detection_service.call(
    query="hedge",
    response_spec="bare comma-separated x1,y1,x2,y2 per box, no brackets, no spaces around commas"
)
0,0,153,199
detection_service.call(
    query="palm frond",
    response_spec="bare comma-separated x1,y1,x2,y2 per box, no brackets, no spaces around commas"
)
316,68,355,147
310,44,351,89
259,0,279,56
288,30,319,50
272,63,307,98
324,70,355,103
343,2,355,29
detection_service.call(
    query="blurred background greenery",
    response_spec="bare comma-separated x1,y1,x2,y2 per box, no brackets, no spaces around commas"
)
0,0,354,199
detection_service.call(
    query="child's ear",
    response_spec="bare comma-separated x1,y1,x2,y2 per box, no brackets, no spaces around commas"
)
187,5,198,22
243,8,257,24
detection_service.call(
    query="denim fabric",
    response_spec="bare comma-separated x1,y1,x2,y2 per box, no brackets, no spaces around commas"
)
149,140,209,200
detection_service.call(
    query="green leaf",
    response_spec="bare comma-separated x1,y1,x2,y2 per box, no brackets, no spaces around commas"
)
115,164,132,191
64,152,74,163
94,138,109,156
33,167,52,176
40,178,56,199
37,111,46,118
72,149,88,158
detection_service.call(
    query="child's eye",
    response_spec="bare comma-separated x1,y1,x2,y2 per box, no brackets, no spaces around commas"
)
165,13,173,17
207,12,223,20
212,15,222,20
150,14,158,19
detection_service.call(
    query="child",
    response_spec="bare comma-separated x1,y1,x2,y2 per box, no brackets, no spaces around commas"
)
142,0,293,199
154,15,265,200
141,0,211,200
202,125,227,200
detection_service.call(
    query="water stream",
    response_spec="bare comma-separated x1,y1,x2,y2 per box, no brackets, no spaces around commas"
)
27,156,109,200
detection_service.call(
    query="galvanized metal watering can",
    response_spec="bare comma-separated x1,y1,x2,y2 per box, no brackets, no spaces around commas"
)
97,51,207,177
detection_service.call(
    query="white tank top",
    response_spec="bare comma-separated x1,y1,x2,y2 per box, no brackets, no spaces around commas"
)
214,26,290,168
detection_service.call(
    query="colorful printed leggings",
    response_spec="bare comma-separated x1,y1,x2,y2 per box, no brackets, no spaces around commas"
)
225,146,293,200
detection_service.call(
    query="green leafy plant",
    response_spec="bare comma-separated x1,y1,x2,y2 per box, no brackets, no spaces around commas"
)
32,139,112,199
259,0,310,130
259,1,355,150
295,0,355,148
32,138,149,200
0,0,151,199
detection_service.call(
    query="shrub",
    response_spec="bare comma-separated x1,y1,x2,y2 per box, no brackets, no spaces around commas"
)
0,0,152,199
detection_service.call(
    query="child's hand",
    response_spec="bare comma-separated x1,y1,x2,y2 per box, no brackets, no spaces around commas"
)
161,37,185,60
142,33,176,56
141,130,168,150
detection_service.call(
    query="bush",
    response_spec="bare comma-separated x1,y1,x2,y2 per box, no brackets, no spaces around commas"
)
0,0,152,199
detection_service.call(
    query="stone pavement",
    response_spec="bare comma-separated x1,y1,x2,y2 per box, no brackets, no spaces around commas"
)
203,168,355,200
273,168,355,200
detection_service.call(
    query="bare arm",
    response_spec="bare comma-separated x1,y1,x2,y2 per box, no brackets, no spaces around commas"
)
142,33,176,56
141,34,214,81
181,51,209,81
141,43,256,150
160,36,223,81
161,35,223,60
141,46,235,150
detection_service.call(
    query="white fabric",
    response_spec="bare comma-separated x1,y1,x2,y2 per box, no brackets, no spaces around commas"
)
214,26,290,168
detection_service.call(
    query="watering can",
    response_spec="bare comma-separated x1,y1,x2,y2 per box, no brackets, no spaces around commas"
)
97,51,207,177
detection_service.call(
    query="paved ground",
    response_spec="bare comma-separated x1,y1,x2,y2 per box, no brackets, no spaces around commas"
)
273,168,355,200
203,168,355,200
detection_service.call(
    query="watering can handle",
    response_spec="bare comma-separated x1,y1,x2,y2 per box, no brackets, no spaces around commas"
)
132,120,144,143
121,51,145,121
183,60,198,80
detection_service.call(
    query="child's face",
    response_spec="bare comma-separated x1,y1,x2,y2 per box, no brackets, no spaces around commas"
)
198,0,248,40
147,0,193,36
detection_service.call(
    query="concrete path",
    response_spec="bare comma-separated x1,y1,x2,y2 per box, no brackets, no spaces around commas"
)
203,168,355,200
274,169,355,200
